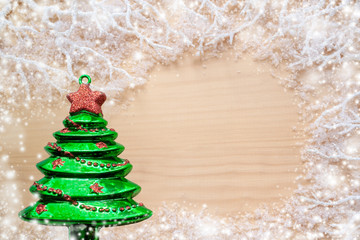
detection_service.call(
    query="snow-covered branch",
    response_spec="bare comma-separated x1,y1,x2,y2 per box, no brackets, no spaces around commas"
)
1,0,360,239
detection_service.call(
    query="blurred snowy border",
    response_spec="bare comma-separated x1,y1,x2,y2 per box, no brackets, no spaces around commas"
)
1,0,360,239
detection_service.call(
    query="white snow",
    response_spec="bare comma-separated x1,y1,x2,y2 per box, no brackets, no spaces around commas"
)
0,0,359,239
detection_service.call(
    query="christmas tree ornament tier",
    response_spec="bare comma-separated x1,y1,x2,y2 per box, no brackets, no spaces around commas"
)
19,198,152,227
45,141,125,158
64,111,108,129
54,129,118,142
37,157,132,177
30,177,141,200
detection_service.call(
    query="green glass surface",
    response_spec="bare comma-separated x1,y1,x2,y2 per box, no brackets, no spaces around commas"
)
20,198,151,227
19,110,152,233
29,177,141,199
54,130,118,142
63,111,108,129
37,157,133,177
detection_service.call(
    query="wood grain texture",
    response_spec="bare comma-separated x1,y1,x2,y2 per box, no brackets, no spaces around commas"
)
14,52,303,215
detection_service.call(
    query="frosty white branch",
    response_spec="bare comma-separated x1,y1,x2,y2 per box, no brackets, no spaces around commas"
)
1,0,360,239
303,195,360,208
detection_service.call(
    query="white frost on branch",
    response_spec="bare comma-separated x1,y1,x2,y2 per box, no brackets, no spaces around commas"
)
1,0,360,239
0,0,356,121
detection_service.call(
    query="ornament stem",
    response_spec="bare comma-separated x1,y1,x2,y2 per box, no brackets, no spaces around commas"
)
68,224,100,240
79,74,92,85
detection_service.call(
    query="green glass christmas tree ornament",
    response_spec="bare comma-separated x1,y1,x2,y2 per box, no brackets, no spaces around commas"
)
19,75,152,240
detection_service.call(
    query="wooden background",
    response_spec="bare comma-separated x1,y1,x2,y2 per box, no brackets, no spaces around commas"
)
12,51,304,216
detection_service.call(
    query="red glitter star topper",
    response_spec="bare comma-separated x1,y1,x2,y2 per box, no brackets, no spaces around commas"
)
90,183,104,194
67,75,106,115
